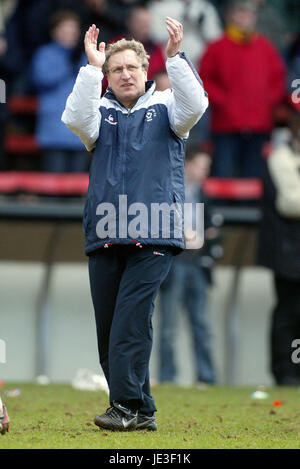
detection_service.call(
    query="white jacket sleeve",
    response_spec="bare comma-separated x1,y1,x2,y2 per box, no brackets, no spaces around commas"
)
61,64,103,152
165,52,209,139
268,144,300,218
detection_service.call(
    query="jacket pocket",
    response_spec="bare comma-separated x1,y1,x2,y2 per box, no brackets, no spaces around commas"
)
83,197,92,236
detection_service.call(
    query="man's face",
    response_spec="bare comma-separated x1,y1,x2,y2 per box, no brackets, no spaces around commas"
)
229,8,257,33
186,153,211,184
106,49,148,108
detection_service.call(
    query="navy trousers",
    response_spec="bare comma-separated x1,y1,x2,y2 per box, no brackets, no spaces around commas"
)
88,244,174,414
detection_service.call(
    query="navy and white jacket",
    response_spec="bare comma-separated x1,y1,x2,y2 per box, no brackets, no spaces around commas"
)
62,52,208,255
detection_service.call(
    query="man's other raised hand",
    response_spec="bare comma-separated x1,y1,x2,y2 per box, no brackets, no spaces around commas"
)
165,17,183,58
84,24,106,68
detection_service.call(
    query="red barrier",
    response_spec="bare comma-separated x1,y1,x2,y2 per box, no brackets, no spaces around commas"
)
203,177,263,200
0,172,263,199
8,96,38,114
5,135,40,154
0,172,89,195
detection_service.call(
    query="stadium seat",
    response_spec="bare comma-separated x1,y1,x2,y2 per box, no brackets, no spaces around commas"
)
203,178,263,200
4,134,40,154
0,172,89,195
8,95,37,114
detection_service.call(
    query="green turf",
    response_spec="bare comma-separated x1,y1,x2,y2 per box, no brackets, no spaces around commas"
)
0,383,300,449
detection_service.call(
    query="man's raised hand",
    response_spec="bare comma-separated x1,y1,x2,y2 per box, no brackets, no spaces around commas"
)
165,17,183,58
84,24,106,68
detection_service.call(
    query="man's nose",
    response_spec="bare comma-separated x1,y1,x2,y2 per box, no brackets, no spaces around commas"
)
121,67,131,79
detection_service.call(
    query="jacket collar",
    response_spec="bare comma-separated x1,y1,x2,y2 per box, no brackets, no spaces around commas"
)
104,80,155,110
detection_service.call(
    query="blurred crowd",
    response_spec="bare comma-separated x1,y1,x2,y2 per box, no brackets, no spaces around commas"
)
0,0,299,175
1,0,300,387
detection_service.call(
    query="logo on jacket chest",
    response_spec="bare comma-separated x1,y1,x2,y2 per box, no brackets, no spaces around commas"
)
145,108,157,122
105,114,118,125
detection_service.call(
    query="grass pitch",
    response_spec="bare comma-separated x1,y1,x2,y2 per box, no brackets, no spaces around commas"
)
0,383,300,449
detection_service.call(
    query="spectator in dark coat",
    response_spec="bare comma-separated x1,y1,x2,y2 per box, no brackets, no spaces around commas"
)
80,0,150,44
257,106,300,385
253,0,289,52
286,33,300,96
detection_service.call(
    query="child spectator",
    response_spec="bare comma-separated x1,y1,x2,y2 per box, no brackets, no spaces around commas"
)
159,147,221,386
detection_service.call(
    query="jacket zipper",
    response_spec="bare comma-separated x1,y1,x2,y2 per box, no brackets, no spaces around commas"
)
122,108,131,195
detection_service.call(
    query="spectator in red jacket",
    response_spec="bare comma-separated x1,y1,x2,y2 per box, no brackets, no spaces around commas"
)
199,0,286,178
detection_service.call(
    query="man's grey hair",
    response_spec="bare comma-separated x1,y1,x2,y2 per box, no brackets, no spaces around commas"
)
102,38,150,76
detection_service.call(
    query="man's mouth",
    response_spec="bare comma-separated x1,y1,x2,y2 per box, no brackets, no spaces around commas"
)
121,83,133,88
